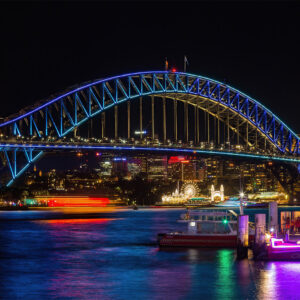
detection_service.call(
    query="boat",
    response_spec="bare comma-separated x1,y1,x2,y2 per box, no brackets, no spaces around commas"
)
266,238,300,260
158,209,254,248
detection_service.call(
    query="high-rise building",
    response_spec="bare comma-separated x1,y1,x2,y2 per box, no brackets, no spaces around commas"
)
147,156,168,180
112,158,128,178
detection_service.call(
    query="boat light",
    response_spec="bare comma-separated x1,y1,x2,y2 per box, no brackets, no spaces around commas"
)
190,221,196,227
270,227,274,233
222,219,228,224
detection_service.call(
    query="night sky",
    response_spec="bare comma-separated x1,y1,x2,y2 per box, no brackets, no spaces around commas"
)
1,1,300,131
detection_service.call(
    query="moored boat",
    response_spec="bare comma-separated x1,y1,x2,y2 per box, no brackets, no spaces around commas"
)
158,210,254,248
266,238,300,260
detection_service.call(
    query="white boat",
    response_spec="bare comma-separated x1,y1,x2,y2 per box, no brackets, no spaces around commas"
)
158,210,255,248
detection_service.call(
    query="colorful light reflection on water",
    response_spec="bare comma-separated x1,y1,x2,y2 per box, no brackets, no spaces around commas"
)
1,208,300,299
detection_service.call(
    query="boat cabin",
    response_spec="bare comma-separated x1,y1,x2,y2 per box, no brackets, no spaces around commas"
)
179,210,238,235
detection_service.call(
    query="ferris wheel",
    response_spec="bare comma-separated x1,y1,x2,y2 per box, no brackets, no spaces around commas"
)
181,182,200,198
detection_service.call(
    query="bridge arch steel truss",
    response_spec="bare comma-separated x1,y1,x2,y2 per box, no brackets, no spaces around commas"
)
0,71,299,186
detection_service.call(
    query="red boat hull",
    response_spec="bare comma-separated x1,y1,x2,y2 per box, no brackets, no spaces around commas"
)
159,234,238,248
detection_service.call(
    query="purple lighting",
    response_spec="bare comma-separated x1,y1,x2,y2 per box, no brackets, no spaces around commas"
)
271,238,300,249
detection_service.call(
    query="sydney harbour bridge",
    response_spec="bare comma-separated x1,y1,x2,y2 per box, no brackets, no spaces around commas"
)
0,71,299,194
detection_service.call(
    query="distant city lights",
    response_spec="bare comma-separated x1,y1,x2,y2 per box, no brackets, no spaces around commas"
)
168,156,186,163
113,157,127,161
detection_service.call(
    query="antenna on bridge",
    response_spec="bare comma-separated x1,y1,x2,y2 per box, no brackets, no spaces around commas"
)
165,57,169,71
184,55,189,73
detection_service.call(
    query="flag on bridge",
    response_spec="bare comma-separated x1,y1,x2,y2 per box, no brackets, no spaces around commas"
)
184,56,189,72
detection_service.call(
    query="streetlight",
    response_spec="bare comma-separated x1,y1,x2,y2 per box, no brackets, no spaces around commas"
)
239,192,245,215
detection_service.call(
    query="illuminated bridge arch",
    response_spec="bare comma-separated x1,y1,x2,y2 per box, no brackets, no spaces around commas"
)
0,71,299,186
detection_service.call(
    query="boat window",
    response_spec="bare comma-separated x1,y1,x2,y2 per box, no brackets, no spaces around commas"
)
199,223,214,233
208,216,214,221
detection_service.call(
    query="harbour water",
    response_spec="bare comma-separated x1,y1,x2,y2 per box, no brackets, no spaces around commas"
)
1,207,300,299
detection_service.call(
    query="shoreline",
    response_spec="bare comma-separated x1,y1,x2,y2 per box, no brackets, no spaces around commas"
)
1,204,300,212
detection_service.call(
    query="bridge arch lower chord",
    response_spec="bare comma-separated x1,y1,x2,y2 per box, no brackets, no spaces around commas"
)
0,71,299,186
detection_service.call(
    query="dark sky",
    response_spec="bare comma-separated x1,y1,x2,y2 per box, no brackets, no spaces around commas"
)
1,1,300,131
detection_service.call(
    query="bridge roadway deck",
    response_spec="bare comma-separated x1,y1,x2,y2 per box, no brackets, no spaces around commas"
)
0,141,299,163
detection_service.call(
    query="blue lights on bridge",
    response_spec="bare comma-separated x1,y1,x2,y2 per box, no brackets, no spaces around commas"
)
0,70,299,186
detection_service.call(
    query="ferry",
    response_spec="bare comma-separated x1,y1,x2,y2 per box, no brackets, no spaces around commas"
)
158,210,254,248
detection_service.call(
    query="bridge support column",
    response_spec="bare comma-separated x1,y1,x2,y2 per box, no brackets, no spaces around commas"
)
246,122,249,150
151,96,155,140
207,111,210,144
74,127,77,138
163,96,166,143
114,106,118,140
140,97,143,140
204,109,207,142
194,106,197,145
127,101,130,140
255,129,258,149
101,112,105,139
89,119,93,139
264,137,266,150
214,115,216,145
196,107,199,144
227,110,230,146
184,102,188,143
237,117,240,145
217,105,220,145
174,99,177,142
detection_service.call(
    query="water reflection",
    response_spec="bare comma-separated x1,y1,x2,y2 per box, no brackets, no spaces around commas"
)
150,250,191,300
38,218,116,224
217,250,235,299
1,209,300,299
257,261,300,300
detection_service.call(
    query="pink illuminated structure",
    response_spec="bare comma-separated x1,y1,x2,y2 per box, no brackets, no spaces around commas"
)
267,238,300,260
271,238,300,249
